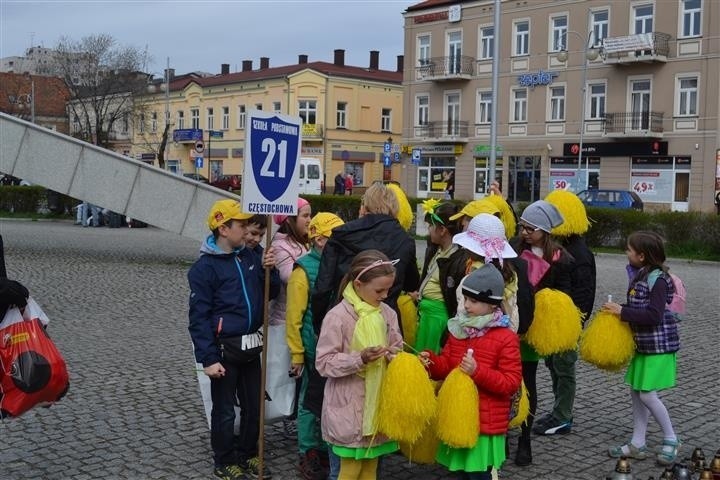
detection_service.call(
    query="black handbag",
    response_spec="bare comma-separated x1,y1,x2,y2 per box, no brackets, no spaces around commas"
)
217,330,263,364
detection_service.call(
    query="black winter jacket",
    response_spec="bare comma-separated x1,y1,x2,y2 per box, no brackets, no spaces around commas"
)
311,214,420,333
561,235,597,320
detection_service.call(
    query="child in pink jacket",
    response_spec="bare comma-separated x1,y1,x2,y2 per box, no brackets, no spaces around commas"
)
315,250,403,480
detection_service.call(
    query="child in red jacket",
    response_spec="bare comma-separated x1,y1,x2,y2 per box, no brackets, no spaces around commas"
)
421,266,522,480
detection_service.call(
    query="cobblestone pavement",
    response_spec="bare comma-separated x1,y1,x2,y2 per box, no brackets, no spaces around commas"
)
0,219,718,480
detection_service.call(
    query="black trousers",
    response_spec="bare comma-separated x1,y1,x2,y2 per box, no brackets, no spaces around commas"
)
210,356,261,467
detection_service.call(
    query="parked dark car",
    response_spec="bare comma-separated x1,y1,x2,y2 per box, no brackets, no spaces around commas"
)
210,174,241,191
182,173,209,183
577,189,644,211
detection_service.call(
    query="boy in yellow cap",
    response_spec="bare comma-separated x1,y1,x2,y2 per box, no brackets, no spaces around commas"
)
188,199,280,480
286,212,344,480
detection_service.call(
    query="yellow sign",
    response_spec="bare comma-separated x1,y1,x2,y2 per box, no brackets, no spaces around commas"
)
302,124,320,137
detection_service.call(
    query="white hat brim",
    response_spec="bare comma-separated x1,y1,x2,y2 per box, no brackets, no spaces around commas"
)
453,232,518,259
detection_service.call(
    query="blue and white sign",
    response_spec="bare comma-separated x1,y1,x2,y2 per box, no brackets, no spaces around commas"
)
411,148,422,165
383,153,391,167
517,70,558,89
393,152,401,162
173,128,203,142
242,110,302,215
383,142,391,153
195,157,204,168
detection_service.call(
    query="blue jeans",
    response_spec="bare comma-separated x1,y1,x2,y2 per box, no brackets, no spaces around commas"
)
327,448,340,480
210,357,261,466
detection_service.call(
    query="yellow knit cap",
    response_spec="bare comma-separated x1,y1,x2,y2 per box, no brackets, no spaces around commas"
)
544,190,590,236
308,212,344,239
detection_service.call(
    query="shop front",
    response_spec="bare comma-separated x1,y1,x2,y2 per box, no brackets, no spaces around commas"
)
414,144,462,198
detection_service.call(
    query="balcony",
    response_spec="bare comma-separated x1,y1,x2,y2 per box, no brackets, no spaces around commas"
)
601,32,670,64
413,121,469,142
603,112,664,138
301,123,323,141
416,56,475,81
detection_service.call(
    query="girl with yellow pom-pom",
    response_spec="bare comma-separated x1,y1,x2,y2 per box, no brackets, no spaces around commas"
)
420,266,522,480
316,250,403,480
511,200,574,467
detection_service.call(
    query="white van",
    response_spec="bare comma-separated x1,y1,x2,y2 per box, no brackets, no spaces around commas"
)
298,158,323,195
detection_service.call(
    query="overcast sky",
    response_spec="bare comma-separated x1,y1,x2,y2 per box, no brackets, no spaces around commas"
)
0,0,417,77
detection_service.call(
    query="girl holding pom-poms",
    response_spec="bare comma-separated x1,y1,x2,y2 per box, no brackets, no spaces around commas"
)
316,250,403,480
510,200,574,466
420,266,522,480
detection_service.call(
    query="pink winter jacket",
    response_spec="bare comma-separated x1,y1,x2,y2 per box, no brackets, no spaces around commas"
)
315,300,403,448
268,232,308,326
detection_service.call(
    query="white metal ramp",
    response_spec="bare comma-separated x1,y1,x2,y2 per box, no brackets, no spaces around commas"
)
0,112,239,242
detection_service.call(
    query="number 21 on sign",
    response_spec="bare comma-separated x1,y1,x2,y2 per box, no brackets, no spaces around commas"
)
260,138,288,178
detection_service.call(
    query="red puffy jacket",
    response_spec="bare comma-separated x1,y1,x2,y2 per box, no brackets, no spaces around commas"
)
427,327,522,435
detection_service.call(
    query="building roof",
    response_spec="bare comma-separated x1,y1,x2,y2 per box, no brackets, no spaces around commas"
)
406,0,471,12
169,61,402,92
0,72,70,117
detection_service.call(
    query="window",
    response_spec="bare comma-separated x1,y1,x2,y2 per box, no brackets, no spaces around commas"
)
72,114,81,134
588,83,606,119
298,100,317,124
207,107,214,130
121,113,129,134
634,4,653,35
381,108,392,132
447,31,462,74
591,10,609,46
177,110,184,129
222,106,229,130
237,105,246,129
138,113,144,134
678,76,698,116
549,86,565,121
479,26,494,60
255,103,262,111
417,34,431,65
513,20,529,56
273,102,281,113
551,15,568,51
191,108,199,129
445,93,460,135
416,95,429,127
477,91,492,124
151,112,157,133
512,89,527,122
336,102,347,128
681,0,701,37
345,163,364,186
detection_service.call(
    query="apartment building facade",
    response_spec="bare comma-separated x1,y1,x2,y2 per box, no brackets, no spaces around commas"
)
402,0,719,212
134,51,404,190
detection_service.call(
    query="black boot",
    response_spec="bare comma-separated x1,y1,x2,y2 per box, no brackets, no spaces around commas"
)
515,429,532,466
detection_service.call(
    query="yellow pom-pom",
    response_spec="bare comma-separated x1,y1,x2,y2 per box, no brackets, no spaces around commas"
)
436,368,478,448
508,381,530,429
580,311,636,371
545,190,590,236
483,195,517,239
399,419,439,464
386,183,414,231
397,294,418,348
378,352,437,444
525,289,582,356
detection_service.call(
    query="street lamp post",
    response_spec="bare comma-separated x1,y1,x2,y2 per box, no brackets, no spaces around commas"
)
557,30,600,192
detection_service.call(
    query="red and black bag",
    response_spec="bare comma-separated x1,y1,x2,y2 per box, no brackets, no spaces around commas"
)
0,298,69,418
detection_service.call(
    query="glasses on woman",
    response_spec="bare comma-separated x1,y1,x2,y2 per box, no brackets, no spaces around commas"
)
519,224,540,234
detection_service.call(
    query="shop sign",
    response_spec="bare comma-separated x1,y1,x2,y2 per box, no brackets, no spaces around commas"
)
301,147,323,155
421,144,463,155
563,141,667,157
414,10,448,24
518,70,557,88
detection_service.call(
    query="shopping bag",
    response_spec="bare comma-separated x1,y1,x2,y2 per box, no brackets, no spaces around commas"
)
0,301,69,418
263,323,296,423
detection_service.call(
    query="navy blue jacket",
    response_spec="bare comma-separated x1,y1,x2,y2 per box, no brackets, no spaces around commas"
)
188,235,280,367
